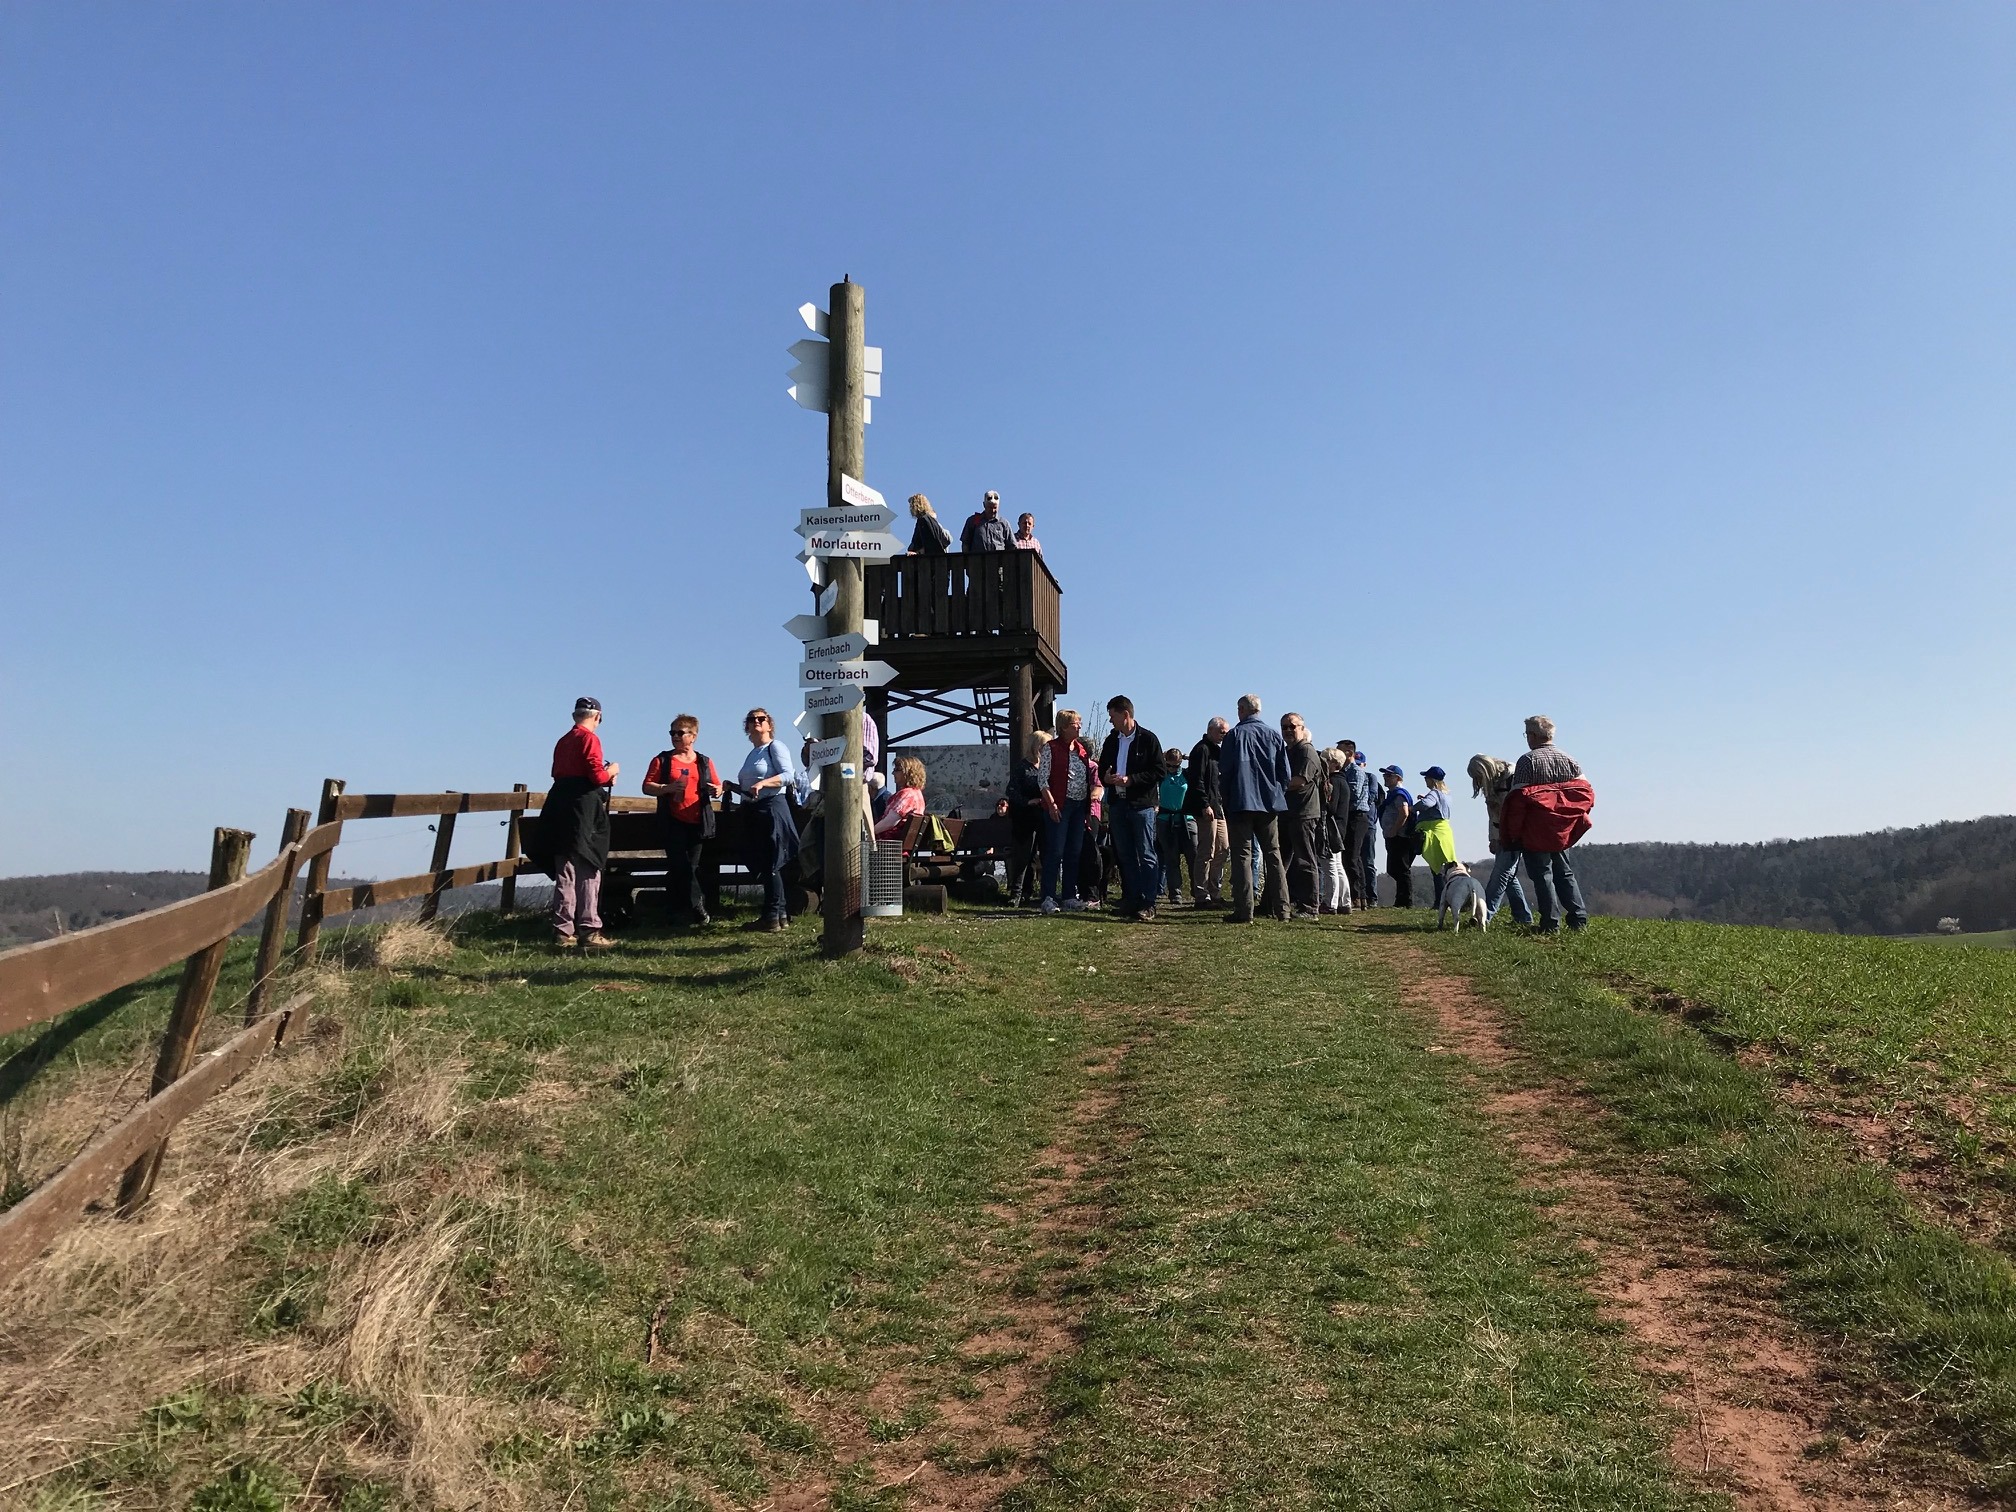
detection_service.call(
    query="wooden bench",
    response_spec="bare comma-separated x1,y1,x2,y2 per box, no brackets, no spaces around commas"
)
591,803,1018,919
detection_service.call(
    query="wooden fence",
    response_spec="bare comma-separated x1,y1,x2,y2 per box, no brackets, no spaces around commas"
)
0,780,548,1289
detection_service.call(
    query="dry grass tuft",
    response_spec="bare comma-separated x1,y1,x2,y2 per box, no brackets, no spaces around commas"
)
366,919,456,969
0,985,528,1509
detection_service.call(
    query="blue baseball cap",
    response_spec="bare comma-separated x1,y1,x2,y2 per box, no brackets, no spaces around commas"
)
1379,764,1403,777
1421,765,1447,781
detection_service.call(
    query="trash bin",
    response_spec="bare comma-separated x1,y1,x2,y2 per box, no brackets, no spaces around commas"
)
865,841,906,918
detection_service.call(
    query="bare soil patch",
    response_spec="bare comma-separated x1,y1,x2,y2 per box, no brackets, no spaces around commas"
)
1390,941,1980,1511
762,1045,1132,1511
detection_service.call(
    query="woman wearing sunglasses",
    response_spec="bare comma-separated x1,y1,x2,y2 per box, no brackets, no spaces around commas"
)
731,708,799,931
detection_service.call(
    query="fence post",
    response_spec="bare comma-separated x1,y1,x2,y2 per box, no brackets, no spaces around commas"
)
116,826,254,1216
419,795,459,924
295,778,346,963
247,808,310,1023
500,783,527,913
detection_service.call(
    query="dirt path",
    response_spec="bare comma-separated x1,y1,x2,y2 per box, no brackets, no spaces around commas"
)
763,1042,1132,1511
1385,939,1978,1512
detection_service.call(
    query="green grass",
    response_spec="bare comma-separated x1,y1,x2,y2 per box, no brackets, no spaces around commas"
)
1903,927,2016,950
20,906,1715,1509
1417,916,2016,1478
1016,916,1709,1511
1422,916,2016,1220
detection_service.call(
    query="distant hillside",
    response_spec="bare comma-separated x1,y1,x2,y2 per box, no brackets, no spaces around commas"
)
0,871,210,947
1569,814,2016,936
0,870,488,948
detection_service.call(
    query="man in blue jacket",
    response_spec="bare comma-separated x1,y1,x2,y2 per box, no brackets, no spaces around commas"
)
1216,693,1291,923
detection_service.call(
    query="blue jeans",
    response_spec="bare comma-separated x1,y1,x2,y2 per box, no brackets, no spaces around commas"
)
1359,822,1380,904
1108,801,1160,914
1524,848,1588,929
1483,848,1535,924
1041,799,1089,902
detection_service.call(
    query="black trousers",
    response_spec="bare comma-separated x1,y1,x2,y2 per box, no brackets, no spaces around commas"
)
1008,809,1043,900
663,819,708,922
1385,831,1423,908
1286,815,1323,913
1341,810,1373,908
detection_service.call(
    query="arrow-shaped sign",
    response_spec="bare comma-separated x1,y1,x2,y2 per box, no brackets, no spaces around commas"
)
804,530,904,561
784,614,879,643
839,474,884,511
803,684,865,718
787,337,828,412
804,735,847,771
799,302,828,336
800,504,897,537
800,659,899,689
802,631,870,663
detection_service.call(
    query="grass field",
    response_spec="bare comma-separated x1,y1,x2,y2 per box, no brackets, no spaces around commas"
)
5,904,2015,1508
1418,916,2016,1471
1903,927,2016,950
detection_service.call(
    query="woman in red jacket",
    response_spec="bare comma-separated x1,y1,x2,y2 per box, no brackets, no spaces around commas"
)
1038,710,1100,914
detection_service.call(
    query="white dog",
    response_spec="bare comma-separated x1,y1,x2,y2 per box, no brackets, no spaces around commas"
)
1436,862,1489,933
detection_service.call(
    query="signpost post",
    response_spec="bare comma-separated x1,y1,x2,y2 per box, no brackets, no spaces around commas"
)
819,280,868,955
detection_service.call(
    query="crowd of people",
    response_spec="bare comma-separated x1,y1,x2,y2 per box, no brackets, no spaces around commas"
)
994,697,1595,929
530,692,1597,947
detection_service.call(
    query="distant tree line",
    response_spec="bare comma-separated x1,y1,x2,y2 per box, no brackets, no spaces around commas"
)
0,870,410,948
1572,815,2016,936
0,871,210,948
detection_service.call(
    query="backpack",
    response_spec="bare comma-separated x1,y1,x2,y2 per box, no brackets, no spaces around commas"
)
655,750,718,839
1404,790,1445,838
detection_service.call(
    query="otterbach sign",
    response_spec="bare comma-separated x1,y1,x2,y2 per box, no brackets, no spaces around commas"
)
799,659,898,688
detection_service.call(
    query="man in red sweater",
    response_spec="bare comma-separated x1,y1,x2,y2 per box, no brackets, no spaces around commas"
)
543,697,619,947
1500,715,1593,936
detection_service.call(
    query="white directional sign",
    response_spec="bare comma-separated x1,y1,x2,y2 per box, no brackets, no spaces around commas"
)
802,631,870,663
800,504,897,537
817,581,837,614
804,736,847,771
788,338,828,412
803,683,865,717
839,474,885,510
800,658,898,689
803,529,904,560
784,614,878,643
784,305,879,422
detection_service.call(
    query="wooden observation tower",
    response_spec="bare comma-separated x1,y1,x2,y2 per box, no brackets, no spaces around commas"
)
858,551,1066,773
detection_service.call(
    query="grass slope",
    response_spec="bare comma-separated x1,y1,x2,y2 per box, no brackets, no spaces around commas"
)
1419,916,2016,1480
10,907,1705,1510
1021,917,1704,1511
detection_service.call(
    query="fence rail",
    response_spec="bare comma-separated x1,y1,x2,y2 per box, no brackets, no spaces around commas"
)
0,821,340,1038
0,779,547,1290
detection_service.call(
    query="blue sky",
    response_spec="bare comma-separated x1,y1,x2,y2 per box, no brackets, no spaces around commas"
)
4,2,2014,879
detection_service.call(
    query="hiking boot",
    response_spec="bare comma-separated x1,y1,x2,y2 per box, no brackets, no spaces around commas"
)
583,932,615,949
1060,898,1087,912
1222,912,1253,924
1136,907,1157,923
1039,897,1060,915
551,932,577,950
761,916,788,933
